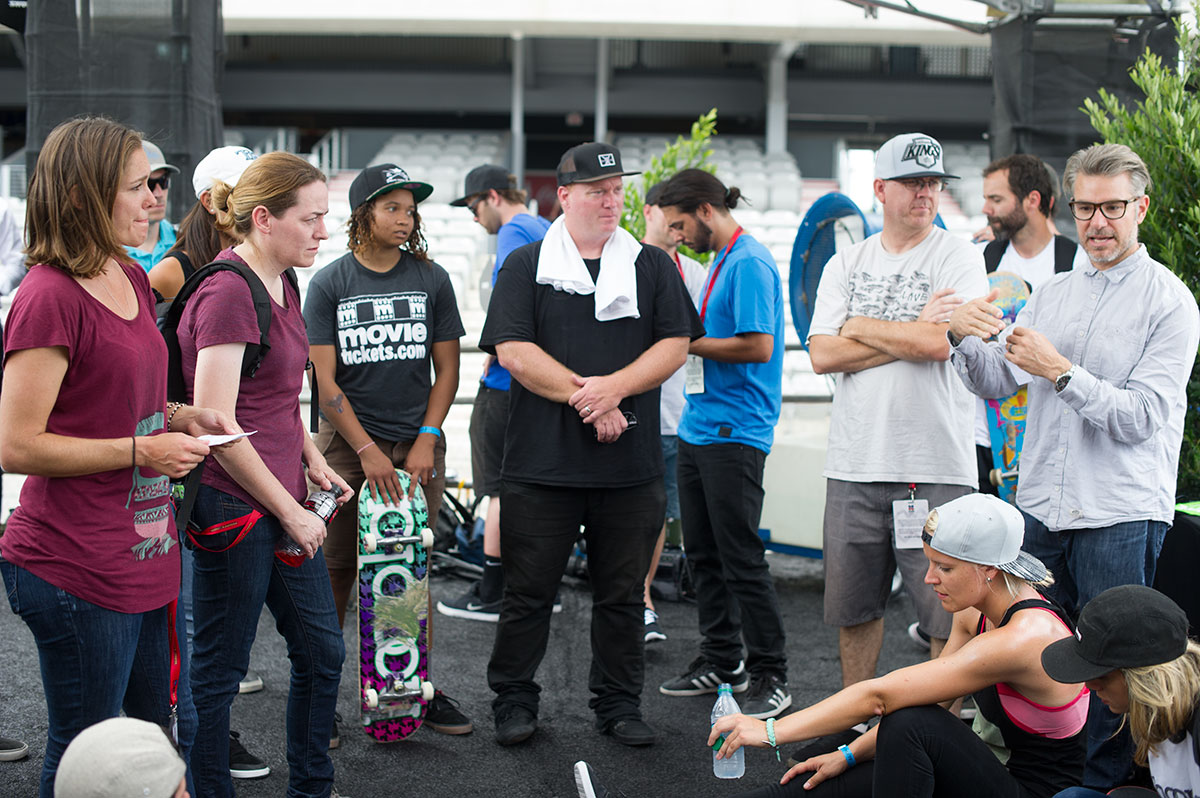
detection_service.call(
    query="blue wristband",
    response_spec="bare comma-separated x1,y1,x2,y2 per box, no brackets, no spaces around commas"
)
838,744,856,767
418,426,442,438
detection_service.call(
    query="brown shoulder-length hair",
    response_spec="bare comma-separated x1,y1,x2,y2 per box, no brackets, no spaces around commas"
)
346,193,431,265
25,116,144,278
210,151,326,240
166,199,226,267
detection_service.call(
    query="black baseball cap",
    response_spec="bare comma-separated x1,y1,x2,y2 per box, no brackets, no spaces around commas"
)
1041,585,1190,683
349,163,434,209
450,165,514,207
556,142,640,187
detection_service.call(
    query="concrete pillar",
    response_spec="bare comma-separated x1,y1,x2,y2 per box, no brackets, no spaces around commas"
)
766,42,798,155
511,32,526,186
595,37,609,143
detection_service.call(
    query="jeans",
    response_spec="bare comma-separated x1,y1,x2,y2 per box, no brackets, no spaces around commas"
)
678,441,787,676
1,557,196,798
661,435,680,520
1021,514,1168,790
189,485,344,798
488,479,664,725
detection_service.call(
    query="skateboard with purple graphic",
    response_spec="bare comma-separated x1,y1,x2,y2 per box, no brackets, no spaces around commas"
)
357,469,435,742
984,271,1030,505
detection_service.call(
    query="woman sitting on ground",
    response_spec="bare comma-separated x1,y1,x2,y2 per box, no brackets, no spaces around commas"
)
1044,585,1200,798
574,493,1088,798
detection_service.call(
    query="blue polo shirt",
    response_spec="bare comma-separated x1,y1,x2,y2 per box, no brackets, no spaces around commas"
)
482,212,551,391
678,231,783,454
122,220,176,273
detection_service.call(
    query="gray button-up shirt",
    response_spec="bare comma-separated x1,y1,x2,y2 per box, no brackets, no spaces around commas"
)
951,245,1199,530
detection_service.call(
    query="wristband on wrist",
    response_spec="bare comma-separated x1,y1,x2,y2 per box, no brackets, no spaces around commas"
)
131,436,137,469
765,717,780,762
418,426,442,438
838,744,856,767
166,401,184,432
355,440,378,456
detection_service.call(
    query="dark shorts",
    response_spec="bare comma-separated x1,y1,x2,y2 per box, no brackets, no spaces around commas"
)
822,479,972,638
469,384,509,497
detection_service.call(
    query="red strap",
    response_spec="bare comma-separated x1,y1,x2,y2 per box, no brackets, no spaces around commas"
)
673,251,685,282
186,510,263,553
699,226,744,323
167,598,180,745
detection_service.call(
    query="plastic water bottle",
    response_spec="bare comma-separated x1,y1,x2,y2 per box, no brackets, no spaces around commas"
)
711,683,745,779
276,486,343,567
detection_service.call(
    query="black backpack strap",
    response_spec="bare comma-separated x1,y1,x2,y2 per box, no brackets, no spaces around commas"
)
983,239,1006,274
1052,235,1077,273
279,268,319,433
175,250,196,281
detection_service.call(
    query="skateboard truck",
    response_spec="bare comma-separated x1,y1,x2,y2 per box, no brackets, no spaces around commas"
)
363,679,435,709
362,527,434,554
989,468,1017,487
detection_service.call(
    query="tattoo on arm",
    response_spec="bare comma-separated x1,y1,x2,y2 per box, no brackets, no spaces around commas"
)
324,393,345,414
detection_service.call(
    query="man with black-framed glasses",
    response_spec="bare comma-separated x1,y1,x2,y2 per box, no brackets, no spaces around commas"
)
123,140,178,272
948,142,1200,792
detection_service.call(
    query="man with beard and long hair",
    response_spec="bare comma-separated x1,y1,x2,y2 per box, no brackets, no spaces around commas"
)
948,142,1200,792
654,169,791,720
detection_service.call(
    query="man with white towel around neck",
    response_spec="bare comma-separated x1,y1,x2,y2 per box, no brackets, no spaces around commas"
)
479,142,704,749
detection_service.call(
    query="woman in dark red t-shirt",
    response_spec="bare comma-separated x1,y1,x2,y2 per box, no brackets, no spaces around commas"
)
0,117,234,797
179,151,352,798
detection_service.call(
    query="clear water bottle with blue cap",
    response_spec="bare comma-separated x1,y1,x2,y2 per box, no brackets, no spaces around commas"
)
711,683,745,779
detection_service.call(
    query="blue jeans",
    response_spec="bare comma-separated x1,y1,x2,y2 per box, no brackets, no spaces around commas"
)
189,485,344,798
1,557,196,798
661,435,680,520
1021,514,1168,790
1052,789,1109,797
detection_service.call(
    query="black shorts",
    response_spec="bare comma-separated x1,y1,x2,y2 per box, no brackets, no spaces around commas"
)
469,384,509,497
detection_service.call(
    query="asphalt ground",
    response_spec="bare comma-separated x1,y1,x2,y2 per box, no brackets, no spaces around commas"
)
0,553,928,798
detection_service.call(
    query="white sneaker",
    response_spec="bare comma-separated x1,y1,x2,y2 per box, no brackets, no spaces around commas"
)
643,608,666,643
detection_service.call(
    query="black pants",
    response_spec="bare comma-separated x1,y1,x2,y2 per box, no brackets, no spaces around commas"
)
487,479,664,724
678,440,787,675
740,707,1032,798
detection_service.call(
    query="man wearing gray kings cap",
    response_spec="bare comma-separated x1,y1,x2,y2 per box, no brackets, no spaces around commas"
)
948,142,1200,790
808,133,987,689
478,143,703,748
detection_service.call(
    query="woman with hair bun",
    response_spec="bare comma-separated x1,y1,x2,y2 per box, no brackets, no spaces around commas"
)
179,150,351,798
0,116,236,797
1044,586,1200,797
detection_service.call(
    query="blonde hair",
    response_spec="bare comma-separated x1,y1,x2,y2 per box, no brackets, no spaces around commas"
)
25,117,144,278
1125,641,1200,766
210,151,325,239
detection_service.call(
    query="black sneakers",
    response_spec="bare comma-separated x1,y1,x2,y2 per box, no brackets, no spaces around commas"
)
425,690,474,735
598,717,657,747
494,704,537,746
437,582,501,622
659,657,749,696
228,730,269,779
742,673,792,719
643,608,666,643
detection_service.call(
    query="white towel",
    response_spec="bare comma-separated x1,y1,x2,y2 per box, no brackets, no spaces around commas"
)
535,216,642,322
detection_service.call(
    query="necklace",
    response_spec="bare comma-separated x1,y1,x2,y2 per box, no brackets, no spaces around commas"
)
96,262,130,317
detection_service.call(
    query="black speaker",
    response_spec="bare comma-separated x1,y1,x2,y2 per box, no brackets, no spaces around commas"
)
23,0,225,221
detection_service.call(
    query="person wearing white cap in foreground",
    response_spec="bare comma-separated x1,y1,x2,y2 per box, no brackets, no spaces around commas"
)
574,493,1088,798
149,146,257,300
807,132,987,690
54,717,188,798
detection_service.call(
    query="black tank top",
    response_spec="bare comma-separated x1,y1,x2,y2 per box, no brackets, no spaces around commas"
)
971,597,1086,798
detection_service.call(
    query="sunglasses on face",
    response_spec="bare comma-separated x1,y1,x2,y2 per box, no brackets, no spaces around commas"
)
148,175,171,192
467,195,485,214
889,177,947,193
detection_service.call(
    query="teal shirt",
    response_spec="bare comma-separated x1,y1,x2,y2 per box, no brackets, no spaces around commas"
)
123,220,176,273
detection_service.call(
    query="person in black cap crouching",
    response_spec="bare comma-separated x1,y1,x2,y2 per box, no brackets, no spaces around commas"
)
574,493,1088,798
479,142,703,747
1043,586,1200,798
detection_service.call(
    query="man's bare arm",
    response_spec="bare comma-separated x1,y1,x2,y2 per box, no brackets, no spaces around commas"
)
495,341,577,402
839,316,952,363
808,334,897,375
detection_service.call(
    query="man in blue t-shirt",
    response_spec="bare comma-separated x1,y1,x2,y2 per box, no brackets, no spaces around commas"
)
655,169,791,721
440,165,551,621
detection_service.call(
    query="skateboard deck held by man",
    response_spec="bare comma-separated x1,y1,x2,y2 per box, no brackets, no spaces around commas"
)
357,469,435,742
984,271,1031,504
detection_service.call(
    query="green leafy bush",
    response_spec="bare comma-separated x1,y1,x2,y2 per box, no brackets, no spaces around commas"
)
1083,8,1200,499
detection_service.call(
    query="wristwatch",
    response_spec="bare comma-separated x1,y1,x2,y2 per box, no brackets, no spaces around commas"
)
1054,365,1077,393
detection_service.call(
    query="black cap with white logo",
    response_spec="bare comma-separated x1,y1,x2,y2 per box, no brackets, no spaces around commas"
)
556,142,641,187
349,163,434,209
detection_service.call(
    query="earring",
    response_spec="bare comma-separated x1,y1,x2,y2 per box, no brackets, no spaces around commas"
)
986,577,992,583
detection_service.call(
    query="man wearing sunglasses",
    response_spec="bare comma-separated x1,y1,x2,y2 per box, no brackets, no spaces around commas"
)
123,140,178,272
948,142,1200,792
807,132,988,693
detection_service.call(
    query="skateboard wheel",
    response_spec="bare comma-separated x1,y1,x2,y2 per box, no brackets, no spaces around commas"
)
421,681,434,702
363,533,379,554
420,528,434,549
364,688,379,709
989,468,1002,487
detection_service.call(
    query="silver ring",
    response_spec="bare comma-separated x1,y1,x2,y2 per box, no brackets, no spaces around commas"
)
584,405,592,414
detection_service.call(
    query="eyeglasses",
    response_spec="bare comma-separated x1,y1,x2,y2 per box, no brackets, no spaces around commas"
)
888,177,947,193
467,195,485,214
1067,197,1141,221
148,175,171,192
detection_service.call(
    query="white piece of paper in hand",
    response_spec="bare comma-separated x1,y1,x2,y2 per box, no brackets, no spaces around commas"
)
198,431,257,446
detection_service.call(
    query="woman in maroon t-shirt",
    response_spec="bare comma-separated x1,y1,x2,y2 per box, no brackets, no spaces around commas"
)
0,118,234,796
179,151,352,798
